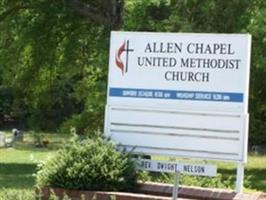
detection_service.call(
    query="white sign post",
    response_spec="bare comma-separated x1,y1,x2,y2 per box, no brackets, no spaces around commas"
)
105,31,251,195
173,172,179,200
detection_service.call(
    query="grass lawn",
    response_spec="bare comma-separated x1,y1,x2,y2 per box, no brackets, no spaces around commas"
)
0,131,70,198
0,131,266,197
218,155,266,192
245,155,266,191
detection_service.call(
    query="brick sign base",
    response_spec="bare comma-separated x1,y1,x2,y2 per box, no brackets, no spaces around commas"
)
138,182,265,200
39,182,266,200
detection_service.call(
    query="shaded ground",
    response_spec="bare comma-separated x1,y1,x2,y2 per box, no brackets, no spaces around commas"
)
218,168,266,192
0,163,36,189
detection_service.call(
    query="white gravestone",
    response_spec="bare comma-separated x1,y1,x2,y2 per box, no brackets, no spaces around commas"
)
0,131,6,147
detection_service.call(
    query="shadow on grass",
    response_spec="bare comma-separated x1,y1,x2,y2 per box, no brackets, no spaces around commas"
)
9,140,64,152
0,163,37,189
245,168,266,192
219,168,266,192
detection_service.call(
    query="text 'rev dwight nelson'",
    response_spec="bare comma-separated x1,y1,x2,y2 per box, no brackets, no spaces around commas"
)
137,42,241,82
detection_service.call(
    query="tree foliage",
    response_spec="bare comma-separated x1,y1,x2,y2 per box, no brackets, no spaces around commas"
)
0,0,265,143
0,0,111,131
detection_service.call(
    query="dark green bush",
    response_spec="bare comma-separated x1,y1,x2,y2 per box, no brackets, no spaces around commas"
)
36,135,137,192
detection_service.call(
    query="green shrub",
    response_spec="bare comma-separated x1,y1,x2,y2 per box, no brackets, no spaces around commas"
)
59,113,90,135
36,135,137,192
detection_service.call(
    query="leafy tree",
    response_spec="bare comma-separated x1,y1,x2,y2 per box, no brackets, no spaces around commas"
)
246,0,266,144
0,0,265,144
0,0,122,131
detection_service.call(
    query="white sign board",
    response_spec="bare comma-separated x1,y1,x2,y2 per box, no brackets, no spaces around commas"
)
105,31,251,163
135,159,217,177
107,31,251,113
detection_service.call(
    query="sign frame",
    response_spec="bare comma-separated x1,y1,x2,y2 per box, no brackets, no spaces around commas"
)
105,31,252,193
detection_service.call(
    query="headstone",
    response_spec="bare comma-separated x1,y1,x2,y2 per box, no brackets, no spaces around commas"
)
12,128,23,142
251,145,264,155
0,131,6,147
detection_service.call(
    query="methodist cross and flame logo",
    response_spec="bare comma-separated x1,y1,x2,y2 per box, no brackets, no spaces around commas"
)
115,40,134,75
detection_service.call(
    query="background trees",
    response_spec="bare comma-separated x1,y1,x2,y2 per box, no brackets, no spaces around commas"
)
0,0,265,144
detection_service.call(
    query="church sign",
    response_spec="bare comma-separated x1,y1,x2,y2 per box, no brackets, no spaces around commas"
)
105,31,251,192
